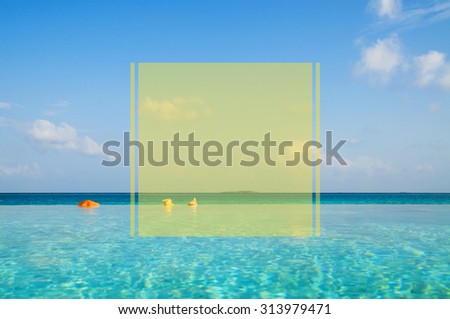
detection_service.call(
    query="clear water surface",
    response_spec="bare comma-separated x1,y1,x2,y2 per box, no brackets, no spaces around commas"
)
0,194,449,298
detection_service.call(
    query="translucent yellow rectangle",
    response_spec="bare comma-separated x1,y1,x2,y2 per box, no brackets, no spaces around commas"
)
131,63,319,237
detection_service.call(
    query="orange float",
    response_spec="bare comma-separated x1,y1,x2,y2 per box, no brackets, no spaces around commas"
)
77,200,100,208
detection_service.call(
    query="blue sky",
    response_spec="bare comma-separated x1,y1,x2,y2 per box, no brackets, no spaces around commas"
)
0,0,449,192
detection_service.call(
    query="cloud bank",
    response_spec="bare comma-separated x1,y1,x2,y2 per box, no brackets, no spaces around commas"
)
0,102,12,109
27,119,102,155
355,32,450,89
370,0,402,19
0,162,40,177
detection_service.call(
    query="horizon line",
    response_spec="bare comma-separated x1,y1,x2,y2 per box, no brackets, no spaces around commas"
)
0,192,449,194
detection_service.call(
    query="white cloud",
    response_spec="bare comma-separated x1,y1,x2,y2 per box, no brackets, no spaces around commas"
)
369,1,450,30
335,155,395,176
427,102,441,112
0,102,12,109
439,65,450,89
360,2,450,89
28,120,77,149
370,0,402,19
43,100,70,116
415,163,434,173
354,34,450,89
355,34,404,82
27,119,102,155
396,1,450,29
414,50,450,89
348,138,361,146
81,136,103,155
0,162,40,177
0,117,14,127
415,50,445,86
53,100,70,108
142,97,211,121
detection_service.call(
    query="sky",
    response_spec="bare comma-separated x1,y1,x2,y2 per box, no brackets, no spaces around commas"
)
0,0,449,192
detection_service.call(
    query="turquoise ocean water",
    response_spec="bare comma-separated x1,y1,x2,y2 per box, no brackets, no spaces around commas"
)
1,192,450,205
0,193,449,298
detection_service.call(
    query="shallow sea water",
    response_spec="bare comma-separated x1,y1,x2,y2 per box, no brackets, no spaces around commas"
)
0,204,449,298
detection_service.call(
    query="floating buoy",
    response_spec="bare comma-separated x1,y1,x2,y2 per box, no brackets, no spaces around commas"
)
162,198,174,207
187,198,197,207
77,200,100,208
